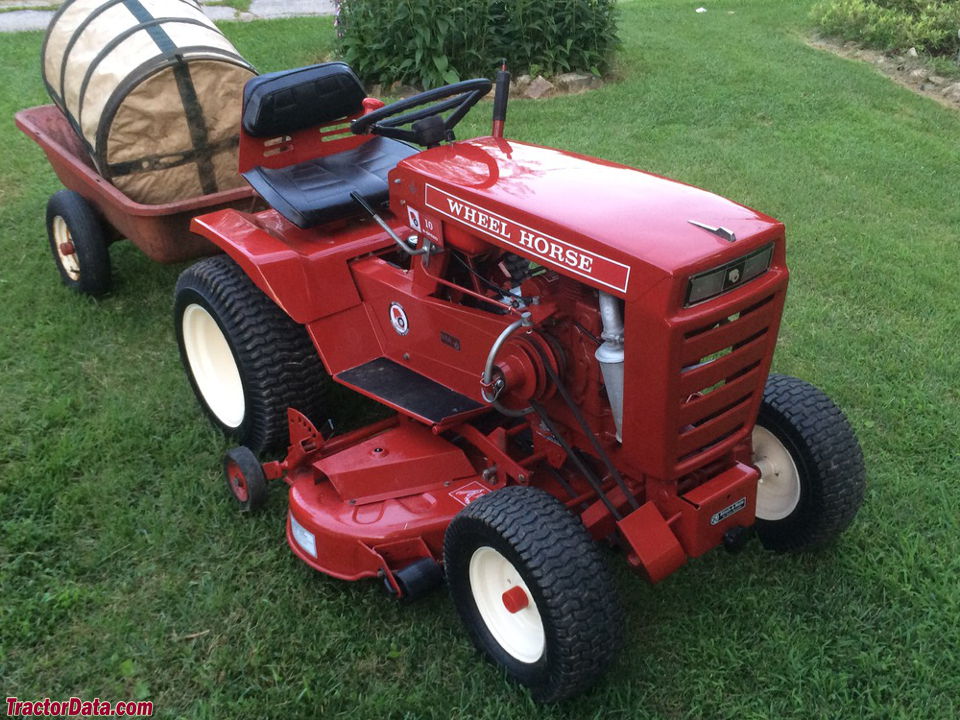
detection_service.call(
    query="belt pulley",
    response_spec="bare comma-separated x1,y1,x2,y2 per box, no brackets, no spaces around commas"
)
481,315,639,517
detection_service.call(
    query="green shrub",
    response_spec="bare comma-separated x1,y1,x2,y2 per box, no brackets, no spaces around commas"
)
336,0,619,89
812,0,960,56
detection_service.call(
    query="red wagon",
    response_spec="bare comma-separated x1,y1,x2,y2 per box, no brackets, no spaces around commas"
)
15,104,259,295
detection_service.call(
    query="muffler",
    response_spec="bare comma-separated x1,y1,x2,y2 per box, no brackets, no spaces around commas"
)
595,292,625,442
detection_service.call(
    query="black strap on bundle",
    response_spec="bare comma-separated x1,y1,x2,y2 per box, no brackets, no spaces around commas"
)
44,0,203,102
61,0,233,196
43,0,215,168
107,134,239,176
116,0,218,194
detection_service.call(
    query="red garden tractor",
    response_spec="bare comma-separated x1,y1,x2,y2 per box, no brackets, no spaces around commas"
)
173,62,866,702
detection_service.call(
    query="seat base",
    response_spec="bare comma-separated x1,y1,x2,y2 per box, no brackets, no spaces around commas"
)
243,137,418,229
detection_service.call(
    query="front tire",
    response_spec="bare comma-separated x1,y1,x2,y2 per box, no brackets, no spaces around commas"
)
174,255,329,453
752,374,866,551
444,486,623,703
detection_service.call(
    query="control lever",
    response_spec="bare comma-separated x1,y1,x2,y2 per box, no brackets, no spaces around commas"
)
350,191,430,256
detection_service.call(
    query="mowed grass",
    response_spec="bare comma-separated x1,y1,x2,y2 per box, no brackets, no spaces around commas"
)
1,1,959,718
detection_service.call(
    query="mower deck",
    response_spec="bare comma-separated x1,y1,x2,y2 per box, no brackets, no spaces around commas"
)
282,416,503,586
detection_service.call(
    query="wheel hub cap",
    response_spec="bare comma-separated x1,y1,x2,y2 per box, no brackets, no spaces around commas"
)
226,461,249,502
501,585,529,614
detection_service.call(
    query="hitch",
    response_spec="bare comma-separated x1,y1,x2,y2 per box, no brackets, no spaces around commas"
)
722,525,753,553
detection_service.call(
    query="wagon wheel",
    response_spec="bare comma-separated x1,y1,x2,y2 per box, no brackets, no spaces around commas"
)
752,373,866,551
46,190,111,296
444,486,623,703
174,255,330,453
223,446,267,512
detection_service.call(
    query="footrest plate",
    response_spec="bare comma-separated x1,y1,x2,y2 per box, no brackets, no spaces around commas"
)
336,357,484,424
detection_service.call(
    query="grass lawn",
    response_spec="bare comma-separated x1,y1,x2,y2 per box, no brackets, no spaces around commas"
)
2,1,959,718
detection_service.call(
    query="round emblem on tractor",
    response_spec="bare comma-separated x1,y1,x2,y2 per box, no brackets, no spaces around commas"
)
728,267,741,284
389,302,409,335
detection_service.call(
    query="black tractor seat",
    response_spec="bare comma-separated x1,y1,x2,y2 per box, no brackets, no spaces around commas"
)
243,137,416,229
240,62,418,229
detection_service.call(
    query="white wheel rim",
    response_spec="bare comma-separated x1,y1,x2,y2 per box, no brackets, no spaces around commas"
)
469,546,545,664
181,303,245,428
52,215,81,281
752,425,801,520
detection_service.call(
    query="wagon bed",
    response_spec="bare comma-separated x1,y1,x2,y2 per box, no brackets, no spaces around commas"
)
15,104,258,264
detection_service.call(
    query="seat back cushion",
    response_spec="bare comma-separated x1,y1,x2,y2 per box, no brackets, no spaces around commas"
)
242,62,366,138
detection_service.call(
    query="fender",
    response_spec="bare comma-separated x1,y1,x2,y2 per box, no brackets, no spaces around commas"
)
190,208,397,324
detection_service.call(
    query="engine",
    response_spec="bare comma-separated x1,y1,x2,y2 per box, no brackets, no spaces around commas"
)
427,245,620,442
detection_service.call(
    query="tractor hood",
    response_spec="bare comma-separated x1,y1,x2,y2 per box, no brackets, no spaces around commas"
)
391,137,784,299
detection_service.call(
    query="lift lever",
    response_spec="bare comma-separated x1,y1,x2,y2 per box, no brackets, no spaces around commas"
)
351,191,430,256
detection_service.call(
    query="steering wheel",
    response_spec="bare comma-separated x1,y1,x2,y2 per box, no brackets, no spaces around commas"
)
351,78,492,146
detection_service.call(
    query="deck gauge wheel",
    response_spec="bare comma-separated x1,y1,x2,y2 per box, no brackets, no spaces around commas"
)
224,446,267,512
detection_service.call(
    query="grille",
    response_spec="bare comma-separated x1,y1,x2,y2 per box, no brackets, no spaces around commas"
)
673,291,782,475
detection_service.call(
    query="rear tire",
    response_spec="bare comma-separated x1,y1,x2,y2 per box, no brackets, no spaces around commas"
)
174,255,329,453
753,374,866,551
444,486,623,703
46,190,111,296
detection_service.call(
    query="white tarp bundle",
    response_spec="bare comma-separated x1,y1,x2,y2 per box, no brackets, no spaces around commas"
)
42,0,256,204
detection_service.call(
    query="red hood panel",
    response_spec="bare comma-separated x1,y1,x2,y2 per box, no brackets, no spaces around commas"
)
396,137,783,290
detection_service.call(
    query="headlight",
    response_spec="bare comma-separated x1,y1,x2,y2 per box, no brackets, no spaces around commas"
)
289,512,317,558
685,243,773,307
